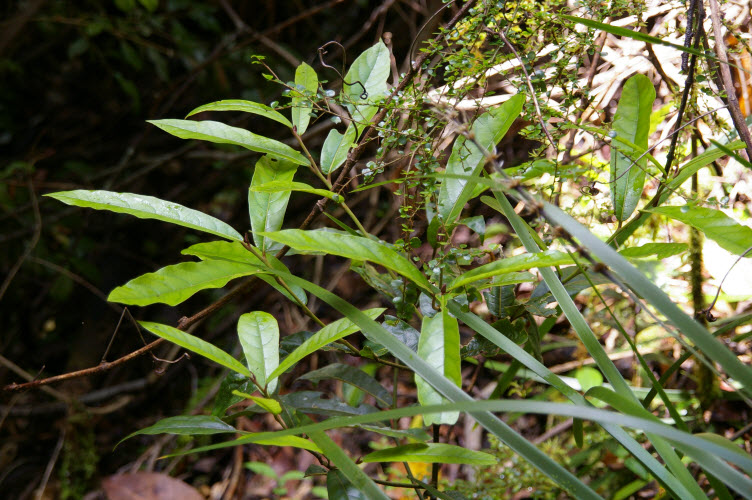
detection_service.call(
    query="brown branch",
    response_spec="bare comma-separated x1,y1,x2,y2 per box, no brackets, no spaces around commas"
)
708,0,752,160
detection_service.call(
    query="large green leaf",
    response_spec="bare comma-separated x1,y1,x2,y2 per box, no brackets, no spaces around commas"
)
118,415,235,445
261,229,431,291
108,260,260,306
327,470,369,500
436,93,525,224
609,140,746,247
449,249,573,290
269,308,385,380
45,190,242,241
148,119,308,165
238,312,279,393
320,125,357,175
182,240,307,305
362,443,495,465
140,321,251,377
342,40,390,108
416,305,461,426
646,205,752,256
619,242,688,259
300,363,393,407
250,180,343,202
291,62,317,135
175,399,752,498
124,415,234,438
185,99,292,128
541,202,752,395
610,74,655,221
249,155,299,253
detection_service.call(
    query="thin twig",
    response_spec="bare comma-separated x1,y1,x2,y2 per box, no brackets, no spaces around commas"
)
0,177,41,302
708,0,752,160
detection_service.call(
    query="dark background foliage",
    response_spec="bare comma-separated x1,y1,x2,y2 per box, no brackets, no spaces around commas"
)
0,1,439,497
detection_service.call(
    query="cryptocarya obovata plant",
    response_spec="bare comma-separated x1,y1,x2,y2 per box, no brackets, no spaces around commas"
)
46,14,752,499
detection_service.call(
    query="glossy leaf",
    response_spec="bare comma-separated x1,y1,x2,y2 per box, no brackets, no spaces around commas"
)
291,62,317,135
249,155,299,253
282,391,377,417
108,260,260,306
250,180,343,203
362,443,495,465
119,415,235,445
45,190,242,241
269,308,385,380
140,321,251,377
320,125,356,175
416,306,461,426
238,312,279,393
646,205,752,256
326,469,370,500
610,74,655,221
609,140,746,247
185,99,292,128
437,93,525,223
244,433,322,453
232,391,282,414
148,119,308,165
448,249,573,290
619,242,688,259
182,240,307,305
300,363,393,407
356,424,431,442
342,40,390,107
261,229,431,291
541,202,752,394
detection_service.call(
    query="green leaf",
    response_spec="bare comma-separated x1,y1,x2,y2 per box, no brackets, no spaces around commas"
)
610,74,655,221
182,240,307,304
563,15,709,59
300,363,393,407
645,205,752,256
282,391,377,417
252,435,322,453
327,470,369,500
108,260,260,306
541,202,752,395
437,94,525,224
342,41,390,107
356,424,431,442
269,308,385,380
619,242,688,259
310,431,388,500
148,119,308,165
574,367,603,392
448,249,573,290
320,125,357,175
140,321,251,377
261,229,431,291
119,415,235,445
185,99,292,128
416,305,461,426
249,155,299,253
292,62,318,135
45,190,242,241
609,140,746,248
250,180,343,203
238,312,280,393
232,391,282,414
362,443,496,466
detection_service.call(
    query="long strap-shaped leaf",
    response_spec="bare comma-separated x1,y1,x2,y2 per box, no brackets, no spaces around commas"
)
173,399,752,498
491,191,705,499
307,429,389,500
251,269,602,500
541,201,752,395
45,190,242,241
